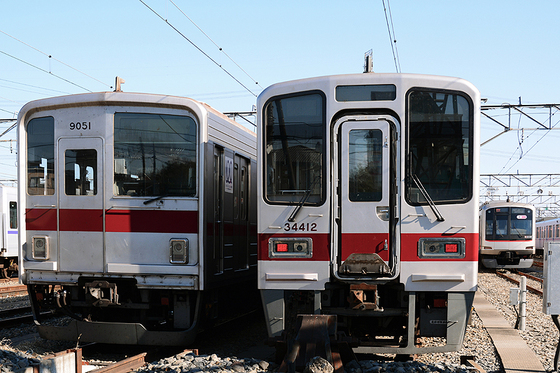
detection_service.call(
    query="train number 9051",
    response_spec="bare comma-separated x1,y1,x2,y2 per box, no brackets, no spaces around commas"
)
69,122,91,131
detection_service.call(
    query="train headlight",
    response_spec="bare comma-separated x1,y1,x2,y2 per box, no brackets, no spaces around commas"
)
417,238,465,259
268,237,313,258
170,239,189,264
32,236,49,260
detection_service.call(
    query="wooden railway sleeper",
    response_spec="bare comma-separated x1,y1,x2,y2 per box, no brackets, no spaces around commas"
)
277,314,357,373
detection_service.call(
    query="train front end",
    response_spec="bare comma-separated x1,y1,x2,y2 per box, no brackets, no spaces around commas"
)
257,73,480,354
479,201,535,268
17,92,256,345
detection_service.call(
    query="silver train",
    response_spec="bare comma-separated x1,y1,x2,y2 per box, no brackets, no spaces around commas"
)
537,217,560,255
17,92,258,345
479,201,535,268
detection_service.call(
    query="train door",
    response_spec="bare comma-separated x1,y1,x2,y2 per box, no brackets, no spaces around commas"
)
336,118,396,277
57,137,104,272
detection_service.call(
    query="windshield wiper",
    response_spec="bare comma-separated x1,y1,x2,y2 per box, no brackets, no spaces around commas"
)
411,174,444,222
144,194,167,205
287,176,321,222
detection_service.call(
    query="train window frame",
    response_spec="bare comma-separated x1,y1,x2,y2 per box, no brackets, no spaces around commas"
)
348,128,383,202
335,84,397,102
405,87,474,206
26,116,55,196
262,90,327,207
64,149,97,196
113,112,198,198
9,201,17,229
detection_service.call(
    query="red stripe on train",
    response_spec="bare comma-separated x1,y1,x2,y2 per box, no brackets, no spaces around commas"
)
105,210,198,233
25,208,57,231
60,209,102,231
25,208,198,233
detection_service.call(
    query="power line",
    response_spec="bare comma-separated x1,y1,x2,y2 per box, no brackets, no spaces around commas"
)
0,29,112,90
382,0,401,73
0,77,72,95
0,49,92,92
169,0,262,91
139,0,258,98
500,115,560,174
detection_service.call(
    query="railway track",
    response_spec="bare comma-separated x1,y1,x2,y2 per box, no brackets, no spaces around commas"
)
0,283,28,298
0,305,57,328
495,270,543,297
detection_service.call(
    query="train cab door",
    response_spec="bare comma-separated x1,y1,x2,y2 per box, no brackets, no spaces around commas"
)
57,137,104,272
335,117,397,278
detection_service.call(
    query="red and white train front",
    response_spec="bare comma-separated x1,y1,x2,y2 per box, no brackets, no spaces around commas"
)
17,92,258,345
257,73,480,354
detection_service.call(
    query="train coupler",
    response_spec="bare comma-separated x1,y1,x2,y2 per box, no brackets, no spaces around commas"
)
347,283,380,311
85,280,120,307
277,315,357,373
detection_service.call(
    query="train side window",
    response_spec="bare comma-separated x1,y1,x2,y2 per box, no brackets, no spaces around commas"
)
65,149,97,196
27,116,55,195
9,202,16,229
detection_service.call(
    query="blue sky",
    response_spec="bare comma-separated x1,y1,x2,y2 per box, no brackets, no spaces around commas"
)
1,1,559,186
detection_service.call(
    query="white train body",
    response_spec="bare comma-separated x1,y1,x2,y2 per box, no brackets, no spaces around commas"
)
479,201,535,268
0,185,18,278
17,92,257,345
257,73,480,354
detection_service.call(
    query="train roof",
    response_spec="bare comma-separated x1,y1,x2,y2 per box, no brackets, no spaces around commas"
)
479,200,535,211
17,91,255,137
257,72,479,102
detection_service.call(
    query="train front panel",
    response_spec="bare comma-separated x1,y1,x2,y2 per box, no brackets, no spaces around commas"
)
257,73,480,354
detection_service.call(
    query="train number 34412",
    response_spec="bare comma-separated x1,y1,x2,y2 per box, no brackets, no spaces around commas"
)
284,222,317,231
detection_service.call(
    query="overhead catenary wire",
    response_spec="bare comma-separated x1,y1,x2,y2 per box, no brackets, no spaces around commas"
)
0,50,92,93
1,77,72,96
139,0,258,98
499,112,560,174
0,29,112,90
382,0,401,73
168,0,263,91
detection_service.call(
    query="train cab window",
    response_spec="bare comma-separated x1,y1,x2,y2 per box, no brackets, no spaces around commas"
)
9,202,16,229
485,207,533,241
348,129,383,201
264,92,325,205
113,113,197,198
406,90,472,204
65,149,97,196
27,116,55,195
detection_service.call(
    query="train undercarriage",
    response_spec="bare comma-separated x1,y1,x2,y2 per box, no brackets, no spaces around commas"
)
262,283,475,357
28,277,259,345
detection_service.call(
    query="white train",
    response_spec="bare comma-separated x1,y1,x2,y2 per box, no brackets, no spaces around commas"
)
257,73,480,354
536,217,560,255
17,91,258,345
479,201,535,268
0,185,18,278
